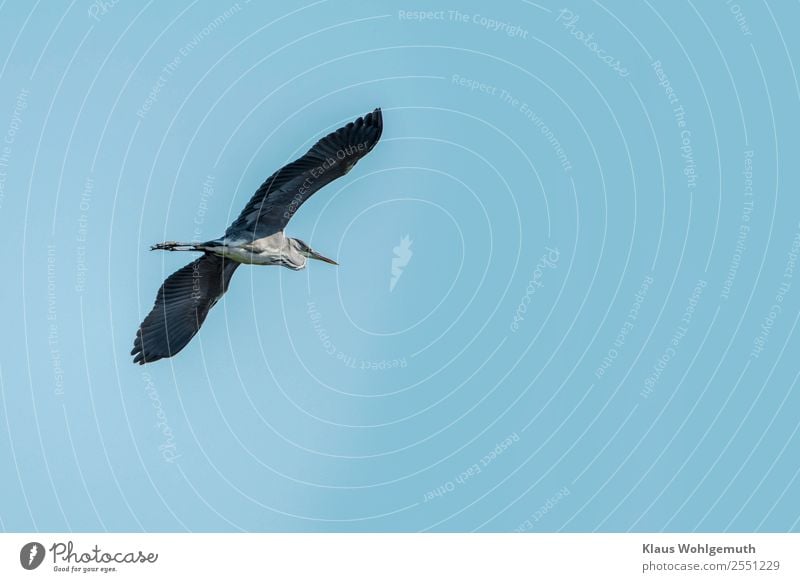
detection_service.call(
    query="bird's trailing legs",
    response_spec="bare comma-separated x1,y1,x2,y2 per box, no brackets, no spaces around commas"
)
151,241,201,251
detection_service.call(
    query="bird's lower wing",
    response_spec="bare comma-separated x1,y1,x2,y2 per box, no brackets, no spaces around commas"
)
225,108,383,240
131,253,239,364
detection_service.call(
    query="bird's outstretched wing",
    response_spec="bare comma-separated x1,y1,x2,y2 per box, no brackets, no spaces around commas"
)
225,108,383,240
132,253,239,364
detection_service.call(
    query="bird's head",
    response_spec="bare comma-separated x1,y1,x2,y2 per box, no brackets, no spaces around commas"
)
291,238,338,266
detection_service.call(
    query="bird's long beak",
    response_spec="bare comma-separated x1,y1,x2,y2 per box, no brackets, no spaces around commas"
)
308,249,338,265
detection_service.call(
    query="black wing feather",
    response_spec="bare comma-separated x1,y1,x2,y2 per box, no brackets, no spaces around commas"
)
225,108,383,240
131,253,239,364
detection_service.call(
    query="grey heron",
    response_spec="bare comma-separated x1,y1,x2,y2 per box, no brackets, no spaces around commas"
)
131,108,383,364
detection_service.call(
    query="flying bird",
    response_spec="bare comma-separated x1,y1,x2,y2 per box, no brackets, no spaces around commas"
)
131,108,383,364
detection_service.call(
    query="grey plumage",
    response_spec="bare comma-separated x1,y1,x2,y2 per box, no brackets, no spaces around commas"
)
132,108,383,364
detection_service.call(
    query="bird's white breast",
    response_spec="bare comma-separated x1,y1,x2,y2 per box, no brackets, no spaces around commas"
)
209,233,288,265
